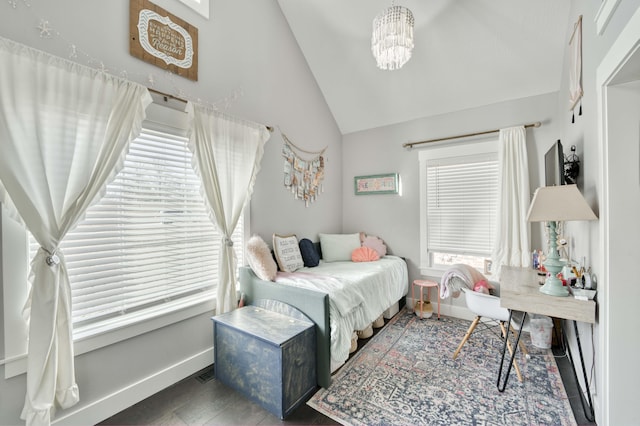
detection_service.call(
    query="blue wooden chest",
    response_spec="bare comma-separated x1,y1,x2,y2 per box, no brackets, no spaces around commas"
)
212,302,317,419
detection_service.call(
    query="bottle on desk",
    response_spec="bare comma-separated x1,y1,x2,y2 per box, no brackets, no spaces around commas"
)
583,267,593,289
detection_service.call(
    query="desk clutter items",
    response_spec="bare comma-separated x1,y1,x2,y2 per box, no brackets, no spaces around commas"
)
566,263,598,300
532,249,548,284
281,129,326,207
526,185,598,296
572,288,596,300
532,249,598,300
531,249,546,272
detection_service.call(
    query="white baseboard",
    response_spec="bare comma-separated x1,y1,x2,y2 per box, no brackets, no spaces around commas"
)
440,304,476,321
53,348,213,426
406,296,475,321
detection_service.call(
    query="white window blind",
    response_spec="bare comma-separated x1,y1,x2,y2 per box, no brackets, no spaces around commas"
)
29,127,243,329
426,152,498,262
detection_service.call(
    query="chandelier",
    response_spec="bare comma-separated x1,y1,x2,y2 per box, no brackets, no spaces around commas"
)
371,2,415,70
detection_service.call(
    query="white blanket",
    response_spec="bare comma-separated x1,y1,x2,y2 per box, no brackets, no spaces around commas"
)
275,271,364,316
275,255,408,371
440,264,489,299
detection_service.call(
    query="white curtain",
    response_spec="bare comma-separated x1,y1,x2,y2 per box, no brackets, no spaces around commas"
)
0,37,151,426
186,103,270,314
491,126,531,278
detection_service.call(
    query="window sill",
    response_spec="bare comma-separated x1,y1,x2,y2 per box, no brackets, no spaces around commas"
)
419,266,447,281
4,293,215,379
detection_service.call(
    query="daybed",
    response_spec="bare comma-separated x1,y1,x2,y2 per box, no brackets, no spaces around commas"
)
239,242,408,388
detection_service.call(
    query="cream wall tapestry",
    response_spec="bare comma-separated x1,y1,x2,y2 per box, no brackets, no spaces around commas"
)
281,130,326,207
569,15,583,123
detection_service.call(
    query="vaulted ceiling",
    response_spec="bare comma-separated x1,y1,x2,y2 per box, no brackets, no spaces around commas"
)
277,0,572,134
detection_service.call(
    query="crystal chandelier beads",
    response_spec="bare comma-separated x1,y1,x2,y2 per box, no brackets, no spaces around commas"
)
371,4,415,70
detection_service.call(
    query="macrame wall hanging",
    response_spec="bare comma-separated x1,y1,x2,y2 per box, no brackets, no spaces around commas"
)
281,129,327,207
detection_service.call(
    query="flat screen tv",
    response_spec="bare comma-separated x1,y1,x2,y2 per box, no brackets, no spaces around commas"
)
545,140,565,186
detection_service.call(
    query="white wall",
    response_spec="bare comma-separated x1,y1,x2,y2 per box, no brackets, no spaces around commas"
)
550,4,605,414
342,93,560,315
605,78,640,426
555,2,640,424
595,3,640,423
556,0,640,273
0,1,341,424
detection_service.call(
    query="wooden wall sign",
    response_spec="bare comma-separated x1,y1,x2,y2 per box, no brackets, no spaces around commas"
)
130,0,198,81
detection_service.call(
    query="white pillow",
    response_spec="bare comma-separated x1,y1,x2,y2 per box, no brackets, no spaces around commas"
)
319,233,361,262
272,234,304,272
246,235,278,281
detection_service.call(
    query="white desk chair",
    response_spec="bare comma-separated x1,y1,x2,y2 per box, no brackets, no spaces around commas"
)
453,287,529,382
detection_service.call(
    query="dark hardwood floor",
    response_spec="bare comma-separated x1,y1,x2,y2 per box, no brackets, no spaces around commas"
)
99,317,596,426
99,368,338,425
554,346,597,426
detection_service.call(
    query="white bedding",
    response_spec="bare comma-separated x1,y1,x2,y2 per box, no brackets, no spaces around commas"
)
274,255,408,371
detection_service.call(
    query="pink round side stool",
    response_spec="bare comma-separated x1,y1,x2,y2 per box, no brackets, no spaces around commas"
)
412,279,441,320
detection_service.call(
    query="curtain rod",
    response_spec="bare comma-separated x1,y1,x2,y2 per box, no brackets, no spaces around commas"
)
402,121,541,149
147,87,274,132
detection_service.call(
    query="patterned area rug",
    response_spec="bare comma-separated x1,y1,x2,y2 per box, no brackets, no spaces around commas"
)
308,309,576,426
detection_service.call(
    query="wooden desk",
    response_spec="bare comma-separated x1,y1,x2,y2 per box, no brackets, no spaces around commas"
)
500,266,596,324
498,266,596,421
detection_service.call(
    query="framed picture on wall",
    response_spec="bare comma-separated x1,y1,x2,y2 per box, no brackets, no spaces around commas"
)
354,173,399,195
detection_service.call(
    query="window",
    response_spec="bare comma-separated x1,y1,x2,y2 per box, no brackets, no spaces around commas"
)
419,140,498,275
3,104,247,377
29,121,243,337
178,0,210,19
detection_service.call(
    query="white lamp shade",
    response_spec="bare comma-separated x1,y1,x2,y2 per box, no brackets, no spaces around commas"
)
526,184,598,222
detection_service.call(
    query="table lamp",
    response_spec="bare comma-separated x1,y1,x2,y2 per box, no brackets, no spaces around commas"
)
526,185,597,296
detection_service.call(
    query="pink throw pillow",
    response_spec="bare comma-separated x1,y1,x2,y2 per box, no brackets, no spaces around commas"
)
246,235,278,281
351,246,380,262
362,235,387,257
